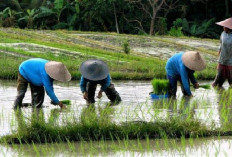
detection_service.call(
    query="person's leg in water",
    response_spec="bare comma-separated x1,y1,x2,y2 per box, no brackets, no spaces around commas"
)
167,75,178,98
86,82,97,104
104,83,121,105
212,64,226,88
225,65,232,88
30,83,45,108
13,73,28,109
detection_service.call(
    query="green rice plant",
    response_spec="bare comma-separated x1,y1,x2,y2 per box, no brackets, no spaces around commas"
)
151,79,169,94
61,100,71,105
199,84,211,89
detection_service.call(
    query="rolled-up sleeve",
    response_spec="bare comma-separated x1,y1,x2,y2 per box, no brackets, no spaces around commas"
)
80,76,87,93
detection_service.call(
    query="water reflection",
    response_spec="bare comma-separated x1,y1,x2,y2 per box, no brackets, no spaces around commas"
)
2,136,232,157
2,80,232,156
0,80,232,134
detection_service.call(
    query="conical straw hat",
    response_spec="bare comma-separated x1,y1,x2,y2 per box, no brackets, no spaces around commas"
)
216,18,232,29
45,61,71,82
182,51,206,71
80,59,109,81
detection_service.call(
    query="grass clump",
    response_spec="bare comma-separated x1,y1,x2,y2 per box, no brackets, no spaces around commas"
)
0,107,212,144
151,79,169,94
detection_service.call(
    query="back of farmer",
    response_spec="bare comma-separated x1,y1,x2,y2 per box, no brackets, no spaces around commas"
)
14,58,71,109
80,59,121,105
165,51,206,97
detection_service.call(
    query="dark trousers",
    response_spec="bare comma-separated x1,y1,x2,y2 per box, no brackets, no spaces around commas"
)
86,82,121,104
167,75,188,97
212,64,232,87
14,73,45,109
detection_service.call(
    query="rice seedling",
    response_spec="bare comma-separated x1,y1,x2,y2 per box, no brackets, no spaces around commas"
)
60,100,71,106
151,79,169,94
191,84,211,89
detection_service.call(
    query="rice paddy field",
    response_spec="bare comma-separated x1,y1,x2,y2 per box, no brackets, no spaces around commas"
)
0,28,232,156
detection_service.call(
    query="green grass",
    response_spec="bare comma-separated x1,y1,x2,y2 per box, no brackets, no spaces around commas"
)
0,28,218,80
0,107,210,144
2,93,232,144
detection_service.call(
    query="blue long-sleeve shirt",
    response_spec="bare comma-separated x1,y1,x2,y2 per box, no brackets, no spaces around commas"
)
165,52,197,95
19,58,59,104
80,74,111,93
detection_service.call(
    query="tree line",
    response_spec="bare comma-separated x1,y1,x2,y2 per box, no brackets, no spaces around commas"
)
0,0,231,38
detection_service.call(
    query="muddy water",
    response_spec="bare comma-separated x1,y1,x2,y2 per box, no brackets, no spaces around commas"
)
0,79,232,156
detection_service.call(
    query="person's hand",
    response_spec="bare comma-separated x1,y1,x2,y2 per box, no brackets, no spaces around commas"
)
193,83,199,89
97,90,103,99
83,92,88,100
184,94,193,98
58,101,67,109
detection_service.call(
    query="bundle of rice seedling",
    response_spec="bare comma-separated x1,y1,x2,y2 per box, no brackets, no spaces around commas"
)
151,79,169,94
61,100,71,105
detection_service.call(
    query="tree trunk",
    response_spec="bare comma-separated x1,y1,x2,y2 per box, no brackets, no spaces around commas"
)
113,3,119,34
149,16,156,35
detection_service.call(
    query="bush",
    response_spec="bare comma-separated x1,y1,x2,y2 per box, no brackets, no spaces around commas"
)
168,27,184,37
122,39,130,54
155,17,168,35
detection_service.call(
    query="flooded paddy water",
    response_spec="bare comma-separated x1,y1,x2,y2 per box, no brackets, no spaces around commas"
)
1,79,232,156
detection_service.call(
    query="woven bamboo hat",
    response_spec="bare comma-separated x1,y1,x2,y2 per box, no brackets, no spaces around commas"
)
80,59,109,81
45,61,71,82
216,18,232,29
182,51,206,71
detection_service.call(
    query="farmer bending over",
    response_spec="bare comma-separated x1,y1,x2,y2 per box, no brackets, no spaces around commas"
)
13,58,71,109
165,51,206,97
80,59,121,105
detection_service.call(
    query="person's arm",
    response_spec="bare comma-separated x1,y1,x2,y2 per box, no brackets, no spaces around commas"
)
43,76,66,109
80,76,87,93
80,76,88,100
188,70,197,83
218,33,222,55
188,71,200,89
180,67,192,96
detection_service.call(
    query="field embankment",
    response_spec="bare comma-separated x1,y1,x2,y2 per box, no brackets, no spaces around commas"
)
0,28,219,80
